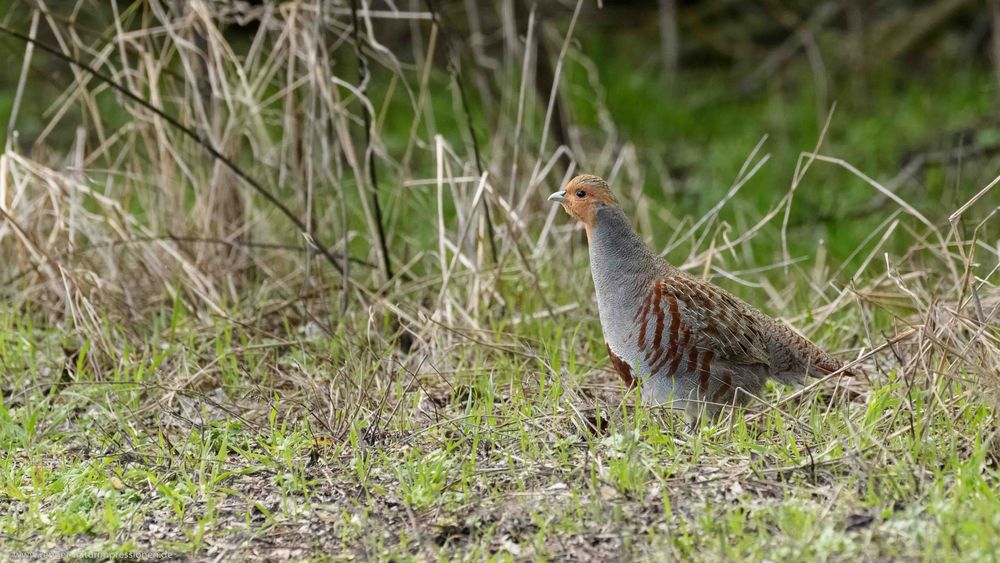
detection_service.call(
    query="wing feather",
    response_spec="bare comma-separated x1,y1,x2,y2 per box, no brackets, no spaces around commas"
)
639,276,771,369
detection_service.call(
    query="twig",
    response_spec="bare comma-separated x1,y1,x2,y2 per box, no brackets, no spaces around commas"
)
349,0,394,281
2,235,373,288
4,10,38,145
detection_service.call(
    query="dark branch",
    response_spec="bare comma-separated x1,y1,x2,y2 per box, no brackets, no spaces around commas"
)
348,0,394,281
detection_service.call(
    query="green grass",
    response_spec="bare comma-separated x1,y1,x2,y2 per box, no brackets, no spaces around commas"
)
1,262,998,559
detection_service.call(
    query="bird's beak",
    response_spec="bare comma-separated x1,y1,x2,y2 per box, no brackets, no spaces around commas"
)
547,190,566,203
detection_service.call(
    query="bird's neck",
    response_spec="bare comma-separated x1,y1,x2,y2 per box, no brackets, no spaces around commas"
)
588,206,665,317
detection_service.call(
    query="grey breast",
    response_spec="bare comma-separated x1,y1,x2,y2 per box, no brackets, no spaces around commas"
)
588,206,662,365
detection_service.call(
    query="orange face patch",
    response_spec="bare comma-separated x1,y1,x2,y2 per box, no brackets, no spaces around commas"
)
558,175,618,232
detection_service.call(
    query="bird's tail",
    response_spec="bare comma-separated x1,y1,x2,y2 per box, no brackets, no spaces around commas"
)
769,320,856,383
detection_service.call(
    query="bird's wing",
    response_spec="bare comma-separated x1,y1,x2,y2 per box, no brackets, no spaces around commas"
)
634,275,772,373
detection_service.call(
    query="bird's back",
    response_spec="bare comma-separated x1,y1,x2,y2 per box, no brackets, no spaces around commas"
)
665,269,847,380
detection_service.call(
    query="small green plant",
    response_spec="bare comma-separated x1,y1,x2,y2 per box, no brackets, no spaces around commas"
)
396,448,453,510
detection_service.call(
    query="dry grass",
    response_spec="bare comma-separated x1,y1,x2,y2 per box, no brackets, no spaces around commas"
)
1,0,998,560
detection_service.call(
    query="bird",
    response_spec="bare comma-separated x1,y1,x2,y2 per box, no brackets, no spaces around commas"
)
548,174,852,419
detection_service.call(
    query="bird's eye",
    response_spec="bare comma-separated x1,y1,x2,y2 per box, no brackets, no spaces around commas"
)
575,190,586,198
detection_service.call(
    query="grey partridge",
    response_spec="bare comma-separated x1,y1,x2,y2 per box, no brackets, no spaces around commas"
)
549,175,851,419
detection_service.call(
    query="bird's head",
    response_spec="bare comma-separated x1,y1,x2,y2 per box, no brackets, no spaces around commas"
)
548,174,618,234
